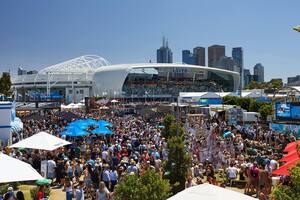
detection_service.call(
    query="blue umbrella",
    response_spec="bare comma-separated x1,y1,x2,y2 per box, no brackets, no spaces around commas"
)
91,126,113,135
66,124,88,130
96,120,113,127
68,120,89,129
60,126,89,137
84,119,98,126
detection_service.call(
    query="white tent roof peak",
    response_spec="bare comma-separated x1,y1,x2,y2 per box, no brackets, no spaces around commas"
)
10,131,71,151
167,183,256,200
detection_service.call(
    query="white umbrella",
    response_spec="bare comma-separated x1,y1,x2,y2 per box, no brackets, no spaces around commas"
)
99,106,109,110
10,131,71,151
167,183,256,200
0,153,43,183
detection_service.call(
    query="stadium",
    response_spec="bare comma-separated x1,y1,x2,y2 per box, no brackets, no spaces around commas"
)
12,55,240,102
12,55,110,103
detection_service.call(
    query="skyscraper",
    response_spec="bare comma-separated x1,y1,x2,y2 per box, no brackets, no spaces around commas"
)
208,45,225,67
232,47,244,88
182,50,197,65
215,56,237,72
193,47,205,66
253,63,264,83
243,69,252,87
156,37,173,63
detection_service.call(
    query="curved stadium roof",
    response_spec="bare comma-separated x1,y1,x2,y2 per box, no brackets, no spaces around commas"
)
38,55,110,74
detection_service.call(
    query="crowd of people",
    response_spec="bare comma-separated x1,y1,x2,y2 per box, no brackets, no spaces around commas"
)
1,105,297,200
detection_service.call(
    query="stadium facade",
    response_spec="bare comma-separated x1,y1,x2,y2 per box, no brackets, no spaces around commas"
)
12,55,240,103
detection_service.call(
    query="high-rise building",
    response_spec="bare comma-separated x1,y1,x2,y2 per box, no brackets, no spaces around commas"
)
156,37,173,63
208,45,225,67
243,69,252,87
193,47,205,66
182,50,197,65
182,47,206,66
215,56,238,72
17,67,27,75
232,47,244,88
253,63,264,83
287,75,300,85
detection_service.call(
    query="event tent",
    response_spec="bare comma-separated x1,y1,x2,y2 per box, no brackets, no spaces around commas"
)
167,184,256,200
10,131,71,151
0,153,43,183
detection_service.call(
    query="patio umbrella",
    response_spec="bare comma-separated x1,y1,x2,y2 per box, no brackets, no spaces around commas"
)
272,161,298,176
10,131,71,151
36,178,52,186
96,120,113,127
91,126,113,135
280,151,300,163
283,140,300,152
60,126,89,137
84,118,98,126
68,120,89,129
167,183,256,200
0,153,43,183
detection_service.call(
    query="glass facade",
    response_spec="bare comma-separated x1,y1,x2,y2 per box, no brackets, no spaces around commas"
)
122,67,235,98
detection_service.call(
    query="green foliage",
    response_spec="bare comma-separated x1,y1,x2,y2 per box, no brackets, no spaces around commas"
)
0,183,20,195
30,186,51,200
0,73,12,96
162,115,175,139
114,170,170,200
236,97,252,111
164,135,190,195
249,100,261,112
222,95,272,121
271,162,300,200
245,79,283,90
258,103,272,120
222,96,238,105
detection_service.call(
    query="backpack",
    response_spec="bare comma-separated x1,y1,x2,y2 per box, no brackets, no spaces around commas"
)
250,167,258,178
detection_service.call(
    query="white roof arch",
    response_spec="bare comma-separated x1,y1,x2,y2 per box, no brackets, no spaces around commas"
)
38,55,110,74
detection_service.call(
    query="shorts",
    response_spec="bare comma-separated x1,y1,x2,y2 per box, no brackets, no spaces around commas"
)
47,172,55,179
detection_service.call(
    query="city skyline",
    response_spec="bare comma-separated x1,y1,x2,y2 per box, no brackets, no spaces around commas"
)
0,0,300,82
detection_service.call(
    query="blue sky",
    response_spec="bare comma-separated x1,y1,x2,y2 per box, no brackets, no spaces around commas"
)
0,0,299,82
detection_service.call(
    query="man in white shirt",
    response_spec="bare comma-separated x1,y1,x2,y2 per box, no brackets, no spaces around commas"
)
47,158,56,180
226,163,239,182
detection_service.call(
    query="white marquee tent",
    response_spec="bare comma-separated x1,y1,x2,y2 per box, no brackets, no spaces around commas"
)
0,153,43,183
167,184,256,200
10,131,71,151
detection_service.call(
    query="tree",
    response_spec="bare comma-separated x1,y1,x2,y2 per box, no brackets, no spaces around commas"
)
163,134,190,195
222,96,238,105
114,170,170,200
0,72,12,96
162,115,179,139
271,162,300,200
236,97,252,111
258,103,272,120
245,81,263,89
249,100,262,112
